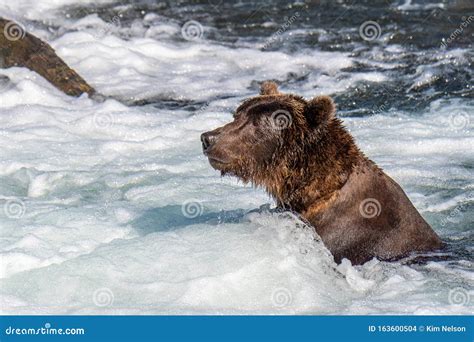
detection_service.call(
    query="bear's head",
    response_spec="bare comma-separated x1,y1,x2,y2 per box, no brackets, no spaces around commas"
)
201,82,353,205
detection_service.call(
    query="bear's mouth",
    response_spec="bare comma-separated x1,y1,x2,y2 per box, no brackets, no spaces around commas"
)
208,156,229,167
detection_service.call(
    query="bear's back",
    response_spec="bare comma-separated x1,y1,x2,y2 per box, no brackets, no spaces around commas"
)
306,158,442,264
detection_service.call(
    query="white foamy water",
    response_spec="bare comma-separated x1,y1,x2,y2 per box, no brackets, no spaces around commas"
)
0,1,473,314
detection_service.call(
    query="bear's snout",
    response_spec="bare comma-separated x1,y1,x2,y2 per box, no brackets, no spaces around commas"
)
200,128,234,170
200,131,218,153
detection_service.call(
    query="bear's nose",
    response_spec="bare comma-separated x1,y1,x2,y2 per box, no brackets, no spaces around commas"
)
201,132,217,152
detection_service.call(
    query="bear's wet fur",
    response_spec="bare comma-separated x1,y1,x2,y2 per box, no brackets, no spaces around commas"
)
201,82,442,264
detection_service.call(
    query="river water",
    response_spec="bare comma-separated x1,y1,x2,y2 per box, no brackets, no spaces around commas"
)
0,0,472,314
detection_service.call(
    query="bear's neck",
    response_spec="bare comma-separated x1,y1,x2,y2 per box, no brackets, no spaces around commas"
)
266,119,363,212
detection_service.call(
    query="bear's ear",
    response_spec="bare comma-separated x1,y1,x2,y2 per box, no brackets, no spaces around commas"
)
305,95,336,127
260,81,280,95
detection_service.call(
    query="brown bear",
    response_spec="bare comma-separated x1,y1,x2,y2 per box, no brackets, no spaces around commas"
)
201,81,443,265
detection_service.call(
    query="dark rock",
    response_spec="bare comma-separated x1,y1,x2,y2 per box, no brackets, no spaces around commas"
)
0,17,96,97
